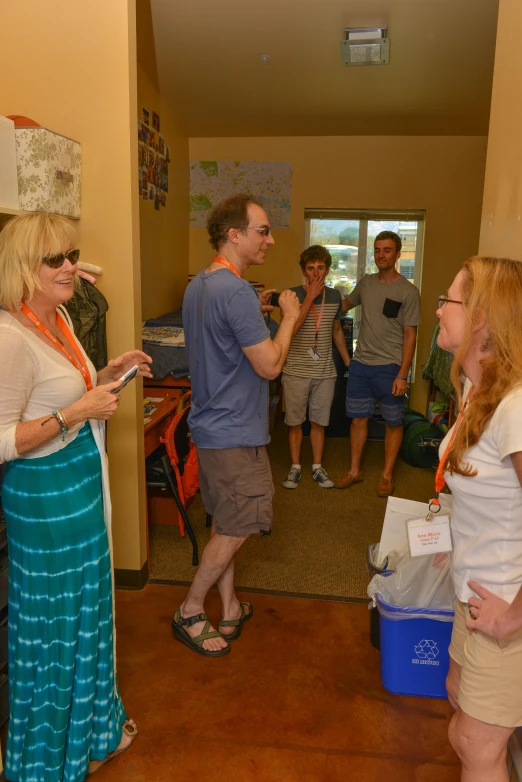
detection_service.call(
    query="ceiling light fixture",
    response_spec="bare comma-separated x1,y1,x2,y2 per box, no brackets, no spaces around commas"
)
260,54,271,65
340,27,389,66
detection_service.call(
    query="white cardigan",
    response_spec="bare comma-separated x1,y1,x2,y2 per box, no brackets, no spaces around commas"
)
0,306,112,536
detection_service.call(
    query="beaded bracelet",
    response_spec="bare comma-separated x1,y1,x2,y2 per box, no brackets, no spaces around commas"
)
52,409,69,441
396,375,408,381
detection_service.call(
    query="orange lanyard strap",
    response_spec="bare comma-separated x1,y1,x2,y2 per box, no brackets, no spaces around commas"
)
21,303,93,391
310,287,326,347
214,256,242,279
430,386,473,512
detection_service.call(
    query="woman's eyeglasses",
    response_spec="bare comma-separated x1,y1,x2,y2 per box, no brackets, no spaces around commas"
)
42,249,80,268
437,295,463,309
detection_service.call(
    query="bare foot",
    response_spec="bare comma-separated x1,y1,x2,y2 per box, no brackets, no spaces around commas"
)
87,719,138,775
116,719,137,752
179,605,229,652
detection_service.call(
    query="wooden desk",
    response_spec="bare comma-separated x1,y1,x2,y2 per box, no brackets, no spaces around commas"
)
144,376,191,391
144,389,183,458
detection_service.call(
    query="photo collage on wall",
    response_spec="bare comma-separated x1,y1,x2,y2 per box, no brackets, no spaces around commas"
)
138,107,171,210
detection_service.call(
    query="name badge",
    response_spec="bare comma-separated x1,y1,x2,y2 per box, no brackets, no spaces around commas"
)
308,347,321,361
406,515,452,557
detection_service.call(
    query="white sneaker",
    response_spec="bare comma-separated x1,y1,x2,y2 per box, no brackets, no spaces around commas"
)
312,466,334,488
283,467,301,489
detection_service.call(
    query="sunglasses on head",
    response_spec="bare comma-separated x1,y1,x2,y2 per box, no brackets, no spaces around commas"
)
42,249,80,268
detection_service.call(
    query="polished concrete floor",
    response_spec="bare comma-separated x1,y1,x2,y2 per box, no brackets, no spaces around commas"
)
94,584,460,782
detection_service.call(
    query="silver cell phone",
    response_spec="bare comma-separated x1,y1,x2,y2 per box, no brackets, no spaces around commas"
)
111,364,139,393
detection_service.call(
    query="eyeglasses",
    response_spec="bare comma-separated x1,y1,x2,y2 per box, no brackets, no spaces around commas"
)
42,249,80,268
246,226,272,237
437,295,463,309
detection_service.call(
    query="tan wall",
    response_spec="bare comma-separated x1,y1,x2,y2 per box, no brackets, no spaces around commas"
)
138,64,189,320
189,136,488,412
0,0,147,573
479,0,522,258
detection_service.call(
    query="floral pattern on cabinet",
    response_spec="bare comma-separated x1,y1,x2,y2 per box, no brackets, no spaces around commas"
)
15,127,81,218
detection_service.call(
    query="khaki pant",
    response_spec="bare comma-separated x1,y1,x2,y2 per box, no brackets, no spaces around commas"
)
449,599,522,727
282,374,336,427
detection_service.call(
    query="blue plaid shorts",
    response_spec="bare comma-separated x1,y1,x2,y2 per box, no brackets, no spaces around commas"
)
345,360,405,427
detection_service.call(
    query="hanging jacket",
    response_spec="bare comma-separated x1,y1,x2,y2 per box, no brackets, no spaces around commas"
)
64,277,109,370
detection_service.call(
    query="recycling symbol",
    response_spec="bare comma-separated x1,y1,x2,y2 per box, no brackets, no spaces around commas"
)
414,639,439,659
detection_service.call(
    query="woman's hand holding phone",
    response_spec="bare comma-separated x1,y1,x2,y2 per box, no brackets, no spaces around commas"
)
99,350,153,386
110,365,139,393
66,381,123,424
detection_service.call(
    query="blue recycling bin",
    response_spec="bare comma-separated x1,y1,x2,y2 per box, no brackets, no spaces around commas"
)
377,596,454,699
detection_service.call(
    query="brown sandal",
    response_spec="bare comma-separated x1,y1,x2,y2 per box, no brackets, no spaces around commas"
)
87,719,138,775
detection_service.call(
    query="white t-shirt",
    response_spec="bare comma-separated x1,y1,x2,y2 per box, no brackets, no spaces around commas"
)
0,308,95,462
441,382,522,604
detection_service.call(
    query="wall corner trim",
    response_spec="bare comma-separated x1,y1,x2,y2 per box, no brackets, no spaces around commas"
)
115,560,149,590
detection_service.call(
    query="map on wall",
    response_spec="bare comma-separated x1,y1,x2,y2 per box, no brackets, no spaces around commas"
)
189,160,292,229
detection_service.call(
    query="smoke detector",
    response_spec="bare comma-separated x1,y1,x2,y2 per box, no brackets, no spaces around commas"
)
341,27,389,66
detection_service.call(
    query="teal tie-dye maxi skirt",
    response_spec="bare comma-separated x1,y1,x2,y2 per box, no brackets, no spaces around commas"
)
1,424,127,782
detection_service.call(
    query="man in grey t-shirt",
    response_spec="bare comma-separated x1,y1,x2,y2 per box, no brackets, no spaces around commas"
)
335,231,421,497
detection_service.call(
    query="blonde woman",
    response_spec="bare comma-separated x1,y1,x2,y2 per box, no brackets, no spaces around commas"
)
437,256,522,782
0,213,151,781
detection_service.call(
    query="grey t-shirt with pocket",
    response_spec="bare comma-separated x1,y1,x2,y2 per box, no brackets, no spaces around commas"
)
347,273,421,366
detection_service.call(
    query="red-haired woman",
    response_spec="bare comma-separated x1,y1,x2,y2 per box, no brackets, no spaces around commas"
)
437,256,522,782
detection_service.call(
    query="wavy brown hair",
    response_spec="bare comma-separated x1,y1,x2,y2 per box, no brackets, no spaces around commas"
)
206,193,263,251
445,256,522,476
299,244,332,271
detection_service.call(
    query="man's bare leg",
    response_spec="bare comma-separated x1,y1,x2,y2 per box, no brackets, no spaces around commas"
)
334,416,368,488
310,421,325,465
180,531,248,651
382,423,403,482
210,522,245,637
349,416,368,476
288,424,303,465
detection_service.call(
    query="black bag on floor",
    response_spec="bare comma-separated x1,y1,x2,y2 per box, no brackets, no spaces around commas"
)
401,420,443,468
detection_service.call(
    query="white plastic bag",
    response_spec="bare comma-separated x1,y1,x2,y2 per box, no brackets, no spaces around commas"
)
368,549,455,620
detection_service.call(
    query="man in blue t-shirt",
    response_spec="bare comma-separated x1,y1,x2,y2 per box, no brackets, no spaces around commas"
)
173,193,300,657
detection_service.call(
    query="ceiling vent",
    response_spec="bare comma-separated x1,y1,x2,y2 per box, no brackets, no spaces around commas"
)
340,27,389,66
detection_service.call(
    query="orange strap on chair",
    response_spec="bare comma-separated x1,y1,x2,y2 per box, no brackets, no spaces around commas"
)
161,391,199,535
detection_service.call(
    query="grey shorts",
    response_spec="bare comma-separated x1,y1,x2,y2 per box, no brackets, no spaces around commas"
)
196,446,274,537
282,374,336,427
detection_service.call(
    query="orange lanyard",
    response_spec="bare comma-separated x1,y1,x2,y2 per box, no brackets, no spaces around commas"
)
214,256,242,279
21,303,93,391
430,386,473,512
310,287,326,348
